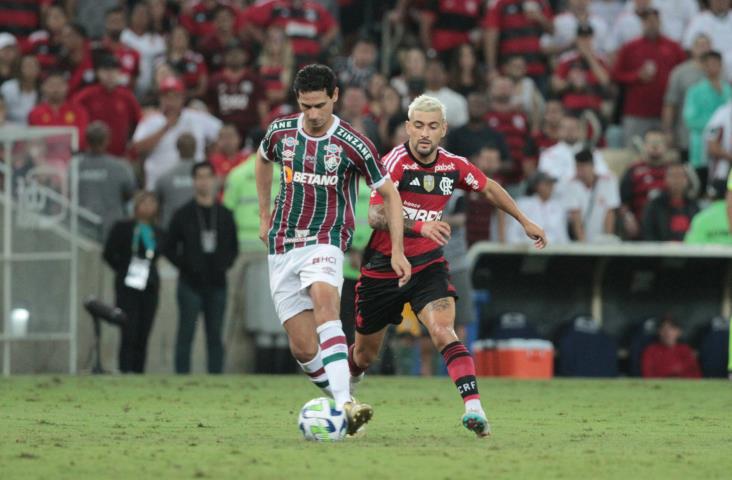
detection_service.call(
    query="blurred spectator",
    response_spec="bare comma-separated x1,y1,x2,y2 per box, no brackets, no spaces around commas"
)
26,4,67,69
641,316,701,378
485,76,532,183
373,83,404,150
337,36,378,89
258,26,295,107
538,115,609,191
612,7,685,148
442,190,472,340
704,100,732,186
56,23,96,95
132,76,222,189
541,0,608,55
209,123,247,180
73,0,119,40
205,43,266,143
391,47,427,109
654,0,699,45
423,58,468,128
604,0,692,55
683,0,732,82
28,70,89,151
122,2,167,99
103,191,163,374
551,24,611,123
502,56,544,132
148,0,174,36
98,7,141,90
154,133,196,230
683,50,732,189
164,161,239,374
685,179,732,245
0,54,40,124
338,85,381,152
531,97,563,153
483,0,553,90
589,0,624,26
0,33,19,85
164,26,208,101
180,0,228,41
77,121,136,240
240,0,338,66
727,169,732,234
73,55,142,157
419,0,483,59
445,91,509,165
620,129,670,237
198,5,239,73
466,147,503,243
641,161,698,241
0,1,49,40
566,149,619,242
662,34,711,157
506,171,569,244
448,43,484,97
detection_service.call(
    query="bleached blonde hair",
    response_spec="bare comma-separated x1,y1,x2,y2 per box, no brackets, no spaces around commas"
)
407,94,446,122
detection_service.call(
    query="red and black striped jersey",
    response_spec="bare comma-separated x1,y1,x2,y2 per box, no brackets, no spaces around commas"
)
422,0,483,53
362,143,488,279
554,50,610,116
484,109,531,183
259,113,387,255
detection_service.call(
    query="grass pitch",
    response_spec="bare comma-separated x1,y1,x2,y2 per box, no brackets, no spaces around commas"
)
1,375,730,479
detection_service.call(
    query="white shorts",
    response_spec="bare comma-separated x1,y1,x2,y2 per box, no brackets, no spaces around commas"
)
267,244,344,324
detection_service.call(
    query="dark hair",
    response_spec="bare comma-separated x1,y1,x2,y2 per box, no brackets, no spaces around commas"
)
105,6,125,17
67,22,88,38
43,69,67,81
575,148,594,164
701,50,723,62
293,64,337,97
191,161,215,177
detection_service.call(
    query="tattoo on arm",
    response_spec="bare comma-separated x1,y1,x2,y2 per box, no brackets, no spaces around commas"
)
424,298,453,312
369,204,415,231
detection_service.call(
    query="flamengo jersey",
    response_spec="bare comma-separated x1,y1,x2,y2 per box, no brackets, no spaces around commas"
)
362,143,489,279
260,113,387,255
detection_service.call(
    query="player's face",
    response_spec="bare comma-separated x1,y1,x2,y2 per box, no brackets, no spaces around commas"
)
297,88,338,135
406,110,447,160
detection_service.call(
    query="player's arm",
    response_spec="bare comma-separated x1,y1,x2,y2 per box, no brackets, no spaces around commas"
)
255,149,274,246
374,179,412,287
482,178,547,249
368,203,451,246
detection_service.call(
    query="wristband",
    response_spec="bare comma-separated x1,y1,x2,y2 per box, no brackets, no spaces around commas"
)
411,221,424,235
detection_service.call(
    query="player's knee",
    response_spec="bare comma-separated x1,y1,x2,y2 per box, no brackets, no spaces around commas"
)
289,338,319,363
312,304,340,324
430,325,458,351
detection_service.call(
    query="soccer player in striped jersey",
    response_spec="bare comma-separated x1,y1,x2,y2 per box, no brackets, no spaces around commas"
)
348,95,547,437
255,64,411,435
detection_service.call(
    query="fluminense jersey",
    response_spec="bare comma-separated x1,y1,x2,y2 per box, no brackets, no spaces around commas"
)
259,113,387,255
362,143,489,279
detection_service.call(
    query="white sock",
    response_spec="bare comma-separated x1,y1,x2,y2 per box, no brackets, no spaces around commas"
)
316,320,351,408
465,399,483,413
297,349,332,397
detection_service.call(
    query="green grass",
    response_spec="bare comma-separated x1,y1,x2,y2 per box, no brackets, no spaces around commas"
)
0,376,730,479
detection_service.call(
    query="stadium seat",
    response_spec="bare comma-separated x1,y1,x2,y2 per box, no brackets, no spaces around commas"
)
625,317,659,377
557,315,618,377
698,316,730,378
485,312,541,340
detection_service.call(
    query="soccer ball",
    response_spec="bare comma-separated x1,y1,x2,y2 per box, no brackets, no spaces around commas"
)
298,397,348,442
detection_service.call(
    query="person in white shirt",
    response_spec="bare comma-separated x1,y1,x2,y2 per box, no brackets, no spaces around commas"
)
506,172,569,245
423,58,468,128
566,149,620,242
131,76,222,190
683,0,732,82
538,115,609,194
541,0,609,55
121,2,166,99
705,100,732,184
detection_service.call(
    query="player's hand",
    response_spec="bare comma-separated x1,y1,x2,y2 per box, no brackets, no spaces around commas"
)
522,220,547,249
420,221,451,246
391,251,412,288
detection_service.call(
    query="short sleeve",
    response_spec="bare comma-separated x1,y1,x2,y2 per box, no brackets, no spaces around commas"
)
350,134,387,190
132,114,166,142
605,177,621,209
457,159,489,192
704,106,727,144
369,151,404,205
258,120,281,162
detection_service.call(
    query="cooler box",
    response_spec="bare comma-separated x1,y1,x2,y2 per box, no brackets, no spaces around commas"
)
495,339,554,379
472,340,498,377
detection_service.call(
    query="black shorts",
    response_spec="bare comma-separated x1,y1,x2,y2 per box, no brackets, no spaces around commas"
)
355,261,457,335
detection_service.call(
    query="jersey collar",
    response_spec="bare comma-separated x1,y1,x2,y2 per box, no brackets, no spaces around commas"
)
404,142,440,169
297,113,341,141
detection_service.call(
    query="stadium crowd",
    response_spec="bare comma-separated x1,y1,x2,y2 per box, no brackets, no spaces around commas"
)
1,0,731,375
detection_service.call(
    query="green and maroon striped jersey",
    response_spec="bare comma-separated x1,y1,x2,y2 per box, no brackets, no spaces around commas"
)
259,113,387,255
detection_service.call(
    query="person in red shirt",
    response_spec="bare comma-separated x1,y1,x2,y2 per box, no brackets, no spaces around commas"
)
612,7,686,148
28,70,89,157
73,56,142,158
55,23,96,95
419,0,484,58
198,5,240,73
0,0,53,41
484,76,533,184
96,7,141,90
642,316,701,378
25,3,67,69
165,25,208,100
179,0,232,41
531,98,563,154
206,43,267,143
483,0,554,88
641,161,699,241
209,123,248,181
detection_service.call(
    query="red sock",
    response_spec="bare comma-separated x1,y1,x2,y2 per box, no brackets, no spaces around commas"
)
441,341,480,404
348,344,366,377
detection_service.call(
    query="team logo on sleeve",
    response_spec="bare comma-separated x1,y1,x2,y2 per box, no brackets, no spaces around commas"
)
324,144,342,172
423,175,435,192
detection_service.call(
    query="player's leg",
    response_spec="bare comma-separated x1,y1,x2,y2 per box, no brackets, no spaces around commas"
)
349,328,389,387
282,310,332,396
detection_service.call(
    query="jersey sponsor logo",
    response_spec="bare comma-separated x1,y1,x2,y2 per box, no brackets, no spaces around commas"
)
282,149,295,160
403,206,442,221
439,176,454,195
434,163,455,172
401,162,420,170
409,177,420,187
295,229,310,238
284,235,318,244
335,127,374,161
284,166,294,183
465,173,480,190
290,171,338,186
312,256,337,265
423,175,435,192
